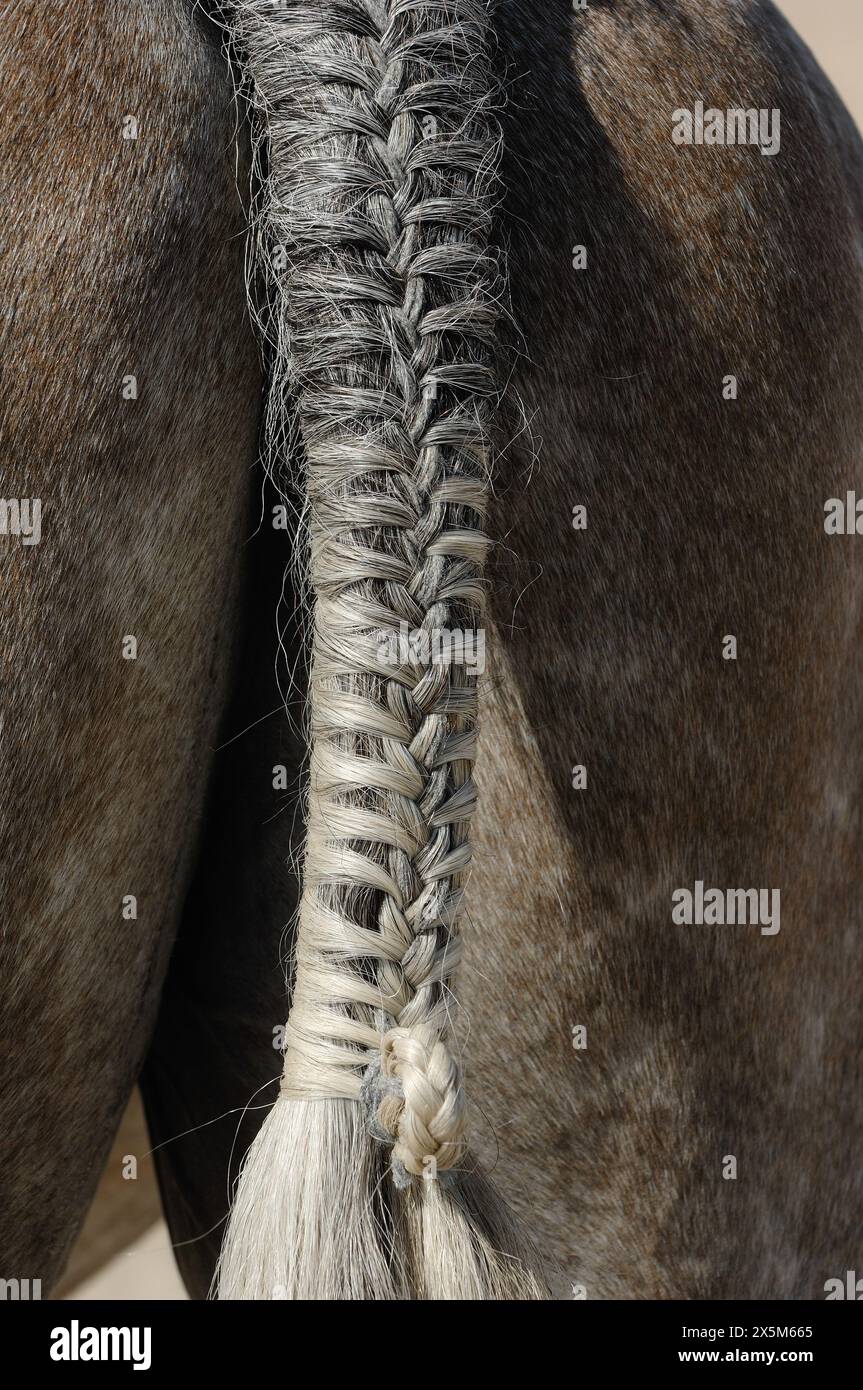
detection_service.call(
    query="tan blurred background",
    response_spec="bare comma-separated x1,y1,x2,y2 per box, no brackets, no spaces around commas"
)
56,1,863,1301
781,0,863,130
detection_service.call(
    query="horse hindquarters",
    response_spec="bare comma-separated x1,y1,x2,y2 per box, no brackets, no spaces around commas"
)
0,0,259,1289
144,1,863,1300
463,0,863,1298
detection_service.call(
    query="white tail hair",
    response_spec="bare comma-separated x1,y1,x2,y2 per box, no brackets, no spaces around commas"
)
215,0,548,1300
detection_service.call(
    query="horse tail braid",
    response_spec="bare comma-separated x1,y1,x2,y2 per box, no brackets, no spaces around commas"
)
216,0,548,1300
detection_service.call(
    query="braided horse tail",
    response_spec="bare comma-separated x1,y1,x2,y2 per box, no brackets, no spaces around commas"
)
216,0,547,1299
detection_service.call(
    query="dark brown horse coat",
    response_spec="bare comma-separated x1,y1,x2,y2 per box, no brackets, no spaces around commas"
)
2,0,862,1300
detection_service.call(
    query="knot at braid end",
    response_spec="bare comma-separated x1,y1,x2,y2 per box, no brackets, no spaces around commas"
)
369,1025,467,1181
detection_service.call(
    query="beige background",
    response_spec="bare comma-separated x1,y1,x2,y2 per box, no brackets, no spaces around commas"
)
780,0,863,129
57,1,862,1302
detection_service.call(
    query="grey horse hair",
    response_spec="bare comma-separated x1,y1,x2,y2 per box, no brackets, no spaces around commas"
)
212,0,548,1298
